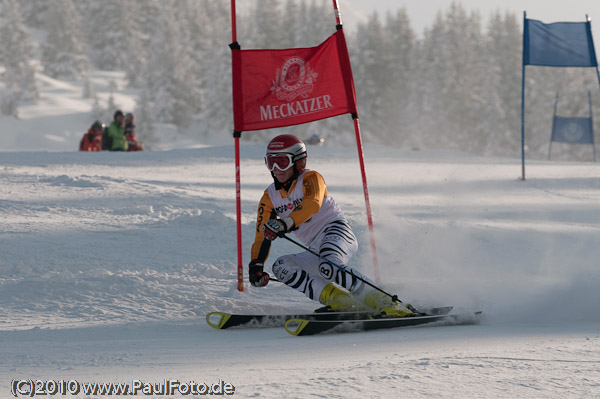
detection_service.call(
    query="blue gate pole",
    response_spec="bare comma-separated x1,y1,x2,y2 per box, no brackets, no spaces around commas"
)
521,12,528,181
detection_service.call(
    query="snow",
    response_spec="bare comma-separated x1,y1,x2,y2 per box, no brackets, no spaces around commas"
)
2,73,600,398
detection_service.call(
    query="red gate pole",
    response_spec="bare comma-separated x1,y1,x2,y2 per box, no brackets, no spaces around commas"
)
231,0,244,292
332,0,343,26
331,0,381,283
352,117,380,283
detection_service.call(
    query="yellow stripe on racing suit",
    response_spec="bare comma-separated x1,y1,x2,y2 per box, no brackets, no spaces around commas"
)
250,170,345,264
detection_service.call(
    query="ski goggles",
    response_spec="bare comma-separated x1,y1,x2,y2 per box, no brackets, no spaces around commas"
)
265,153,294,171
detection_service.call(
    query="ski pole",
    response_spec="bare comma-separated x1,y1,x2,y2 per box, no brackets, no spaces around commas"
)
281,234,400,303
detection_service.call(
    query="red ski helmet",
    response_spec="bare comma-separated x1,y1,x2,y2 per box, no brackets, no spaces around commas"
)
265,134,307,173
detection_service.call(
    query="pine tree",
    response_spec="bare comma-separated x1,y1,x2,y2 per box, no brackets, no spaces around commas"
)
483,11,522,156
351,13,393,143
82,76,94,99
134,86,157,149
281,0,301,48
106,79,120,117
193,0,231,140
250,0,283,48
381,8,416,147
435,4,483,152
412,11,448,149
0,0,39,107
135,0,163,49
123,0,149,86
305,0,336,45
41,0,89,80
142,0,200,129
83,0,130,70
410,4,489,152
91,95,104,122
18,0,51,28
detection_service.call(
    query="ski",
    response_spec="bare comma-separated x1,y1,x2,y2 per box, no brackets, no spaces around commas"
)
206,310,373,330
284,310,482,336
206,306,454,330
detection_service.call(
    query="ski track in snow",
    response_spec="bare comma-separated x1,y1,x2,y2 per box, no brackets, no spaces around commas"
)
2,146,600,398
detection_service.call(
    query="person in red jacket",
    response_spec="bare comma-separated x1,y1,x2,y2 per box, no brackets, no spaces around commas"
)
125,112,143,151
79,121,104,152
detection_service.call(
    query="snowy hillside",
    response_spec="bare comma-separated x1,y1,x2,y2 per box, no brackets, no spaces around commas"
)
0,69,230,152
3,143,600,326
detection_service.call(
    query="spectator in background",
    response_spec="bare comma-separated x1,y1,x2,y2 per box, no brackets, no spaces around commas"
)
125,112,143,151
79,120,104,152
106,110,128,151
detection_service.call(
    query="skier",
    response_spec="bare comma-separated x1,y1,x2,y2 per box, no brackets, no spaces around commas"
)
248,134,413,317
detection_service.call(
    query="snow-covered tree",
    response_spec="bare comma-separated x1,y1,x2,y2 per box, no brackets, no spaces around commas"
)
81,0,130,71
351,13,394,143
280,0,301,48
120,0,149,86
18,0,51,28
142,0,201,129
134,86,157,149
482,11,522,156
41,0,89,80
82,76,94,99
80,0,148,84
193,0,231,139
408,4,489,151
381,8,416,147
441,4,487,153
249,0,283,49
0,0,39,115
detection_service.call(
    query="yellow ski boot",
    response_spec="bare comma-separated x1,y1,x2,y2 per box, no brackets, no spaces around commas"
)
318,283,364,312
364,291,414,318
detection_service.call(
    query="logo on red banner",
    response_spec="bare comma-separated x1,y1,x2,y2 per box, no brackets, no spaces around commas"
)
271,57,317,101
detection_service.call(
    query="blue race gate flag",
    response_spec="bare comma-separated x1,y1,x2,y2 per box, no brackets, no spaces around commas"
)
551,116,594,144
521,14,600,179
524,18,598,67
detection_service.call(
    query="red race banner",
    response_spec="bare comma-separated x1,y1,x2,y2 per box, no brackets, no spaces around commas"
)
232,30,357,132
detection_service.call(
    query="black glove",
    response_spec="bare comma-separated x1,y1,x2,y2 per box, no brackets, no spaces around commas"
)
262,217,294,241
248,261,270,287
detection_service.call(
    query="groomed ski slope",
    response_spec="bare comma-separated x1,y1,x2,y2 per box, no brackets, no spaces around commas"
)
1,144,599,398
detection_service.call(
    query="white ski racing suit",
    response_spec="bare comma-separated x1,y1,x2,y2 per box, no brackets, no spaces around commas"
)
250,169,370,301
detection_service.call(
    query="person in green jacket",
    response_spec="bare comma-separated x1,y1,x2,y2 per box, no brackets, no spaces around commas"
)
106,110,128,151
